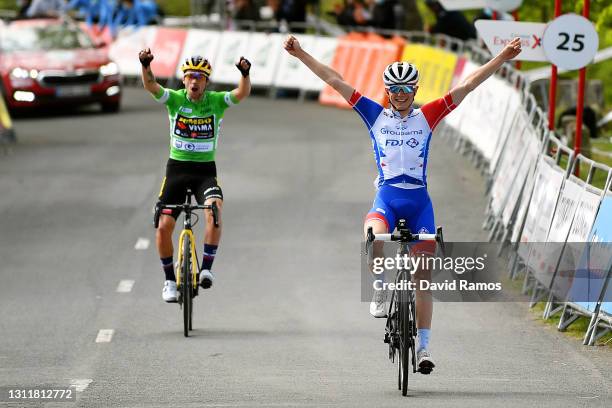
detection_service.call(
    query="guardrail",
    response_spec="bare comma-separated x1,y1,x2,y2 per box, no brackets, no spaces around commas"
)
95,23,612,345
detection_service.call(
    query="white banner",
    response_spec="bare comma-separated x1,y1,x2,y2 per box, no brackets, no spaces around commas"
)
213,31,251,84
531,178,584,287
175,29,222,79
566,188,602,243
303,37,339,92
274,34,317,89
474,75,516,160
518,157,551,258
475,20,547,62
511,155,538,243
440,0,522,11
533,166,565,242
489,109,530,215
274,36,339,92
526,164,565,271
248,33,284,86
109,27,157,77
489,90,522,173
501,135,539,226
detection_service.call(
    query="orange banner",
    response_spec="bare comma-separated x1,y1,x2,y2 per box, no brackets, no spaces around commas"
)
319,33,405,109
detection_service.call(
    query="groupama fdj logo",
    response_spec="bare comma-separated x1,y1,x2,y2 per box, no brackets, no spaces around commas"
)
385,138,420,147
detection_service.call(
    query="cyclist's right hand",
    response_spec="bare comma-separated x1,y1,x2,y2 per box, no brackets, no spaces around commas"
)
283,35,302,56
139,48,154,68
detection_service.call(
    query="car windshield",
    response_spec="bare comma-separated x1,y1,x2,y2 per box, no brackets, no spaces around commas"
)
0,24,94,52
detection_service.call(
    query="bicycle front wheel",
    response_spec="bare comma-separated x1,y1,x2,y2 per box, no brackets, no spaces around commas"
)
182,234,192,338
399,280,411,396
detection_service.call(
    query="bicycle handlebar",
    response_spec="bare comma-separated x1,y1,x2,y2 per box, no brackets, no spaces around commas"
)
154,201,219,228
365,220,445,257
371,232,438,242
158,203,214,210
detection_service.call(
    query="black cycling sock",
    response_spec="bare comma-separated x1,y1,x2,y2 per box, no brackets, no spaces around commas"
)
161,256,175,281
201,244,217,271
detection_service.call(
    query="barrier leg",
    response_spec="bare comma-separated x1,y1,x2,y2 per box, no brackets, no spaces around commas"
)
487,220,499,242
558,304,580,331
497,237,507,257
522,269,533,295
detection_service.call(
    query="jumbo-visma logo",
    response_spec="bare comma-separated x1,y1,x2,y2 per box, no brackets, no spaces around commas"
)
174,114,214,139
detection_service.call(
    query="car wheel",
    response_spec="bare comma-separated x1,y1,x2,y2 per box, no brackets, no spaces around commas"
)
101,101,120,113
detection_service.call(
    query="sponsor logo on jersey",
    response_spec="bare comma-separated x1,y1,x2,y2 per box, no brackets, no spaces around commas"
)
174,114,214,139
385,138,421,147
380,127,423,137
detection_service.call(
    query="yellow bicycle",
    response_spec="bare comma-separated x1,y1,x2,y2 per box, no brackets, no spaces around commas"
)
155,189,218,337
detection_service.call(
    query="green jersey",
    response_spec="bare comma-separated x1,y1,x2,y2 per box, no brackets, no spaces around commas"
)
154,87,239,162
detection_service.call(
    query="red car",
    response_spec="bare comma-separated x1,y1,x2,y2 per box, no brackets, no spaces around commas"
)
0,18,121,113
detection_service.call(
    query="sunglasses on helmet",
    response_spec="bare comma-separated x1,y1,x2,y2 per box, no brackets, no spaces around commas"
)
387,85,416,94
184,72,207,80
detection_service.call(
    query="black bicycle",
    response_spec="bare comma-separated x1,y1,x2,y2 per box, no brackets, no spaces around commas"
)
366,219,444,396
154,189,218,337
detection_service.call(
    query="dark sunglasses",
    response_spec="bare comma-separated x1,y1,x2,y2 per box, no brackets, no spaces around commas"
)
387,85,415,94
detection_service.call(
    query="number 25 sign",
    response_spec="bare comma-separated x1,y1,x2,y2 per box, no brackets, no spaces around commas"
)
543,13,599,70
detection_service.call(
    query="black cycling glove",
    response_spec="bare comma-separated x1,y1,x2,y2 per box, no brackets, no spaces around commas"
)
235,56,251,77
139,50,154,68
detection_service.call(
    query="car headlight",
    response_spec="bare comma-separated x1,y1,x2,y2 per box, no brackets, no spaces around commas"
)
10,67,34,79
99,62,119,76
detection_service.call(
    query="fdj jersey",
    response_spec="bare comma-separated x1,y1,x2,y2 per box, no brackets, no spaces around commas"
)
154,87,239,162
349,91,456,189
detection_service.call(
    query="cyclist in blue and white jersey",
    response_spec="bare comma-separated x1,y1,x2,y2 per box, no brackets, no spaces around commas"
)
284,35,522,373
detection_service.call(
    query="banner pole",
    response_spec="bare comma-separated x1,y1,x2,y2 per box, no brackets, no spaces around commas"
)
547,0,562,132
574,0,590,163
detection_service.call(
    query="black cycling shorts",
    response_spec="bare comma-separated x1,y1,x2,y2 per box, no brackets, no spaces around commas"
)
157,158,223,220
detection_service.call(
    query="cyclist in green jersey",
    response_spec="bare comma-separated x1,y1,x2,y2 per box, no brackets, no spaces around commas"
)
138,48,251,302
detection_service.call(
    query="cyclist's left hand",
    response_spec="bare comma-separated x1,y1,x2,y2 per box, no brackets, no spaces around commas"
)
499,37,522,60
235,57,251,77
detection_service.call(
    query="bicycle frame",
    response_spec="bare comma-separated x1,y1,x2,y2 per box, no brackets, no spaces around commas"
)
366,220,443,395
176,228,198,291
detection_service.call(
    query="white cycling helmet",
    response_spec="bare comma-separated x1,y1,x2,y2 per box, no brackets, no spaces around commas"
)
382,62,419,87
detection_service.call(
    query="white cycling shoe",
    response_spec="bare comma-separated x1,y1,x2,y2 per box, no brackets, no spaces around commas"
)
417,348,435,374
162,280,178,303
199,269,214,289
369,290,387,318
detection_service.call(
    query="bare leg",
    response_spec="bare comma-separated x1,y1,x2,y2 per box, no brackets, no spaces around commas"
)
203,198,222,246
156,215,176,258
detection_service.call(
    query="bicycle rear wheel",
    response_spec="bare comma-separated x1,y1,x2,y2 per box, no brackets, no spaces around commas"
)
182,234,191,337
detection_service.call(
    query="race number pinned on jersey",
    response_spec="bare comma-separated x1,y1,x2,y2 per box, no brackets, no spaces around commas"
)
542,13,599,71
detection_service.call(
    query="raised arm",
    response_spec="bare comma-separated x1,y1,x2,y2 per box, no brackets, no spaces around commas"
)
138,48,161,96
231,57,252,102
283,35,354,102
450,37,522,106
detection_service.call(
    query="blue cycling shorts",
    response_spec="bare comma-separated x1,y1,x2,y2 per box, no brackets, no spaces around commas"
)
365,185,436,253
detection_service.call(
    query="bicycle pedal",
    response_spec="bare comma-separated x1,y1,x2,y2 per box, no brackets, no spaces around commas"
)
384,333,390,344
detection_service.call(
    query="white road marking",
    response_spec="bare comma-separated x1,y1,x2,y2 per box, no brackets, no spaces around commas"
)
134,238,150,250
70,379,93,392
116,280,135,293
95,329,114,343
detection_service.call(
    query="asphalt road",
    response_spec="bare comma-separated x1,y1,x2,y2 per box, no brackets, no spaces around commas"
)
0,88,610,407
